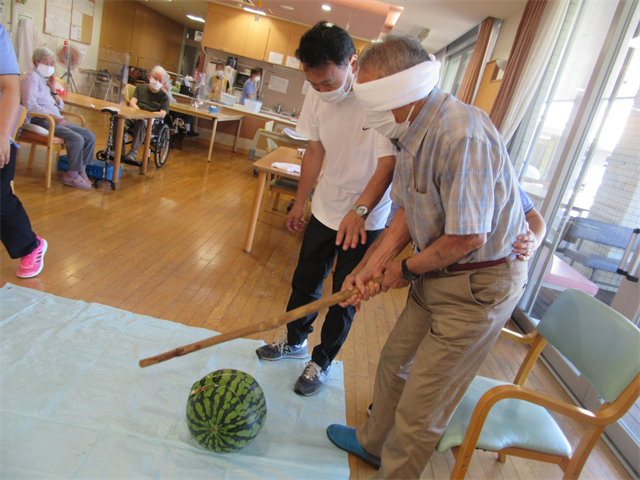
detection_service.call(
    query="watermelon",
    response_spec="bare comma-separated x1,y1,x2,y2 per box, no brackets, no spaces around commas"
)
186,369,267,453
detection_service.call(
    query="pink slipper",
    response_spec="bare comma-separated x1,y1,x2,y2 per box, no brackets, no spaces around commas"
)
62,172,91,189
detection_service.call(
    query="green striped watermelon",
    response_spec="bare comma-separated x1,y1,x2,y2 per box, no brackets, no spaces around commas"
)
186,369,267,453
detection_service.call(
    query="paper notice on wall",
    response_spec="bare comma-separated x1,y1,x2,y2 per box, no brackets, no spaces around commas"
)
44,18,53,34
268,51,284,64
268,75,289,94
53,0,72,10
74,0,93,16
302,80,310,95
71,9,82,26
50,7,71,38
285,56,300,70
70,24,82,41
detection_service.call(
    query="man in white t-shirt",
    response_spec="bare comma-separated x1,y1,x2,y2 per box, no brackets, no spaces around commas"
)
256,21,396,396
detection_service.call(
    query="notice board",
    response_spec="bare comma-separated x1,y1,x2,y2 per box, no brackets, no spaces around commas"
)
45,0,94,44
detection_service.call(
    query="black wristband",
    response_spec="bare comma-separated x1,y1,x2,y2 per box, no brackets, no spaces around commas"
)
401,258,420,281
51,91,59,95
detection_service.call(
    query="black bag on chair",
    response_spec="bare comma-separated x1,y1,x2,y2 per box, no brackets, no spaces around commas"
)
180,84,194,97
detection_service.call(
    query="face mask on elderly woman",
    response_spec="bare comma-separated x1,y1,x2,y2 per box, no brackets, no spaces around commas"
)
149,78,162,92
37,64,55,78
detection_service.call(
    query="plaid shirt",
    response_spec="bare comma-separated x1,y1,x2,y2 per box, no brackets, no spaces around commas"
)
390,88,527,263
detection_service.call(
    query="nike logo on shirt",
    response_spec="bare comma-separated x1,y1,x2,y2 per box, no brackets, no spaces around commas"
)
362,127,371,130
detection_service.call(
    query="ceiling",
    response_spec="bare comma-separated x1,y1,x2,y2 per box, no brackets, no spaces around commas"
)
139,0,528,53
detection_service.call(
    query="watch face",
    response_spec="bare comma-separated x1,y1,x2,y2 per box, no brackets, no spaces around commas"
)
355,206,368,216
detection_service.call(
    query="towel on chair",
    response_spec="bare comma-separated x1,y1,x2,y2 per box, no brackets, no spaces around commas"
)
272,162,301,175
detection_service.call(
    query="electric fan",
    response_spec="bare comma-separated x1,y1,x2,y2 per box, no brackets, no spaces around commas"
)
56,41,83,93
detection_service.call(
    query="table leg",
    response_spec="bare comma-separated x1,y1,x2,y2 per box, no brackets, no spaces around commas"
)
234,117,243,153
112,118,125,189
208,117,218,162
141,119,153,175
244,171,267,253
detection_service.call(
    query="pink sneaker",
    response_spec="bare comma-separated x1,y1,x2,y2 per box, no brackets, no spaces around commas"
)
17,236,48,278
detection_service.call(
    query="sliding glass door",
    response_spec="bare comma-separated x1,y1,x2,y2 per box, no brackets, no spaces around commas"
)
510,0,640,474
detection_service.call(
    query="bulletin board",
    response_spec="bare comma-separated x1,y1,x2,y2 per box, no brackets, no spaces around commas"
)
44,0,94,44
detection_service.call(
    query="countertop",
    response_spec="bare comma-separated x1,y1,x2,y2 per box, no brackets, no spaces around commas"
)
173,93,298,126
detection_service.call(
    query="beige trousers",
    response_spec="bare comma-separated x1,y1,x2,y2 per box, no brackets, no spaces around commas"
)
357,259,528,480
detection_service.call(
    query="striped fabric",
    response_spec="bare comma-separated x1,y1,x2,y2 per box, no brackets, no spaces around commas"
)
390,88,527,263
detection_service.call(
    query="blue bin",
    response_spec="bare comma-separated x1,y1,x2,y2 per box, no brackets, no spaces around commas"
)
58,155,121,180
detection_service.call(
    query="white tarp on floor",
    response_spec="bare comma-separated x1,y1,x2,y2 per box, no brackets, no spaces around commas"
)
0,284,350,479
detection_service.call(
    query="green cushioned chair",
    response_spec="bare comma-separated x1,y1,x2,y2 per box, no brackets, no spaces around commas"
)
436,288,640,480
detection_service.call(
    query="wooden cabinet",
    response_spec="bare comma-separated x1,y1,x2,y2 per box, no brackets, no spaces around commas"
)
244,21,270,61
224,14,249,54
100,1,183,73
202,9,229,51
264,27,289,64
98,0,135,56
286,33,302,70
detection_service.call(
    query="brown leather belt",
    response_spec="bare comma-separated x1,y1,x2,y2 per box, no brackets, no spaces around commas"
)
447,257,508,272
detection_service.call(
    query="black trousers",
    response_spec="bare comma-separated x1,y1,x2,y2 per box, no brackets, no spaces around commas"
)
286,215,382,371
0,145,38,259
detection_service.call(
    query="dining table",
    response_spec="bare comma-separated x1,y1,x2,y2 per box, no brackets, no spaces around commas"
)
62,91,163,189
169,103,244,161
244,147,301,253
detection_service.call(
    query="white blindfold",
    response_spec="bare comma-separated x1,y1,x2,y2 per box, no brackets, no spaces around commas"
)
353,59,441,112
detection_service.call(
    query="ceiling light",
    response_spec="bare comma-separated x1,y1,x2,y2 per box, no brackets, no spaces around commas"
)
187,14,205,22
629,36,640,49
280,5,294,10
244,7,266,15
322,4,331,11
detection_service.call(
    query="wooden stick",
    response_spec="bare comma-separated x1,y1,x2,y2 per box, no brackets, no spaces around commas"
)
139,276,383,368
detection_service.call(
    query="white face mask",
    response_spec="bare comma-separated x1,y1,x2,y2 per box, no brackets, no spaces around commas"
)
253,77,260,84
365,105,415,139
216,70,224,77
149,78,162,92
37,64,55,78
316,65,354,104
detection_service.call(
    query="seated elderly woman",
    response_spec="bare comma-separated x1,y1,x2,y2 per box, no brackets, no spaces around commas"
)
20,46,96,189
123,65,170,164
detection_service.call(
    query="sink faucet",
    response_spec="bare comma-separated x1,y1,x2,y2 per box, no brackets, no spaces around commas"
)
274,103,282,114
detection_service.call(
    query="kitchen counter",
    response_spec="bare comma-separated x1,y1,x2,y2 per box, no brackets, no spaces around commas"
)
173,93,297,126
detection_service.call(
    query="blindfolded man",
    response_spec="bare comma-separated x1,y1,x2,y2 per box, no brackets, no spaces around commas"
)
255,21,396,396
327,33,530,479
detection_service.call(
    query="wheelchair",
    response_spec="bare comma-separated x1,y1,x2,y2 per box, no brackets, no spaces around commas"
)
95,107,171,188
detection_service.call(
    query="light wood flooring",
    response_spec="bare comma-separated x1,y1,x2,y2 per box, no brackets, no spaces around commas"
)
1,110,632,480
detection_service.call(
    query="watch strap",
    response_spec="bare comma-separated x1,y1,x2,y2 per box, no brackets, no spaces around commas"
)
401,258,419,281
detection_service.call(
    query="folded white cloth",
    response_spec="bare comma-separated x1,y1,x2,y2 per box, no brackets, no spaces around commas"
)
272,162,301,174
353,58,441,112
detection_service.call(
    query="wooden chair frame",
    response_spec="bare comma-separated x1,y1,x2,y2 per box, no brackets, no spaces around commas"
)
17,111,85,188
448,327,640,480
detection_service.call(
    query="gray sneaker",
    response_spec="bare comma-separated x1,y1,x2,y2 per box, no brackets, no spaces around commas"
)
256,332,308,361
294,361,330,396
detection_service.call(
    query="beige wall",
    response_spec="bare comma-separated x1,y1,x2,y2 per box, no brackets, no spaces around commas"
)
492,7,525,62
4,0,104,92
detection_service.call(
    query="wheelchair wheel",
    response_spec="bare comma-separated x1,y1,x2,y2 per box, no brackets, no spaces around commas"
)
154,124,171,168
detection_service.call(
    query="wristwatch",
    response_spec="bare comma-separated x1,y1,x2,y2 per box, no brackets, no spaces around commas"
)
51,91,59,96
351,205,369,219
401,258,420,281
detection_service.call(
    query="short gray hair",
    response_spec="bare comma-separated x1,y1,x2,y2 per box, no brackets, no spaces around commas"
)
150,65,167,79
32,46,54,64
358,33,431,78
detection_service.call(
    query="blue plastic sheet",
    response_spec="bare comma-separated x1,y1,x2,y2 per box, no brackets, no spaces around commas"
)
0,284,349,479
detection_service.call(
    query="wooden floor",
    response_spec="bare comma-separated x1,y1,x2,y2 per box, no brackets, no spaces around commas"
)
1,110,632,480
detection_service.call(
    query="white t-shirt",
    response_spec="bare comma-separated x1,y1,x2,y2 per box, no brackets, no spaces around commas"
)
295,88,395,231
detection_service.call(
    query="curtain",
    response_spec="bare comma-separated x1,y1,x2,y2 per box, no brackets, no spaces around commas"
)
497,0,570,143
489,0,548,132
457,17,496,104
